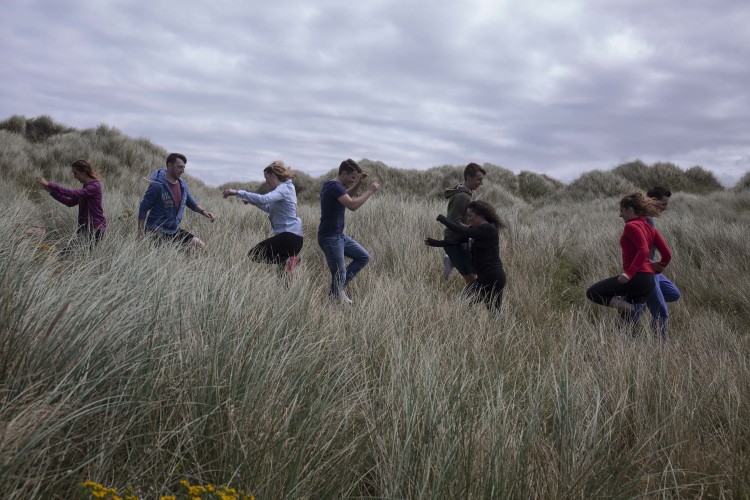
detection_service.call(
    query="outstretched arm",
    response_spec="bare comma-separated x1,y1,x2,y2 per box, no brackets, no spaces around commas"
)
424,236,465,247
437,214,492,239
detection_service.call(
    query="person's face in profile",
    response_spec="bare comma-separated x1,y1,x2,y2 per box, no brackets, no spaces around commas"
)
465,172,484,191
655,196,670,213
341,170,359,187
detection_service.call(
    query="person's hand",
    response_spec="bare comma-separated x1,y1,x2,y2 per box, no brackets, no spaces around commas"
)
424,237,440,247
203,210,216,222
222,189,236,198
651,262,666,274
436,214,447,224
359,172,369,182
368,181,380,192
35,176,49,188
617,273,630,284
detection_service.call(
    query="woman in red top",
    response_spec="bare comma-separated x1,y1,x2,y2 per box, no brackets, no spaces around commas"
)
586,192,671,315
36,159,106,255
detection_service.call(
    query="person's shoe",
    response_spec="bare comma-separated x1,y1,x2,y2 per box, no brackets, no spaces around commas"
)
338,291,353,304
285,255,301,275
442,253,454,280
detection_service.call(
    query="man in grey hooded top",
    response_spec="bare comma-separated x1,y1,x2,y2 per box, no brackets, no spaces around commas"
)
442,162,486,284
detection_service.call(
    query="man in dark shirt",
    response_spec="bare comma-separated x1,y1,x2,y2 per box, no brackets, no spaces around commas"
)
317,159,380,304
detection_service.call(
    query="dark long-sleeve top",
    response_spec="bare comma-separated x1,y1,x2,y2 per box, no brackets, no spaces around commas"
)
48,180,106,233
437,214,505,279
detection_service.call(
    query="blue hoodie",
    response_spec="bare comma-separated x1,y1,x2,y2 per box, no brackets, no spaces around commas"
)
138,168,198,234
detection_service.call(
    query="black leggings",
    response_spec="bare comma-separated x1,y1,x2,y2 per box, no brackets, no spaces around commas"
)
466,271,507,312
249,232,303,266
586,272,655,306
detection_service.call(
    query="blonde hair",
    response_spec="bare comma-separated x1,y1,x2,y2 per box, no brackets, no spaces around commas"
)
71,159,99,180
620,192,660,217
264,160,294,182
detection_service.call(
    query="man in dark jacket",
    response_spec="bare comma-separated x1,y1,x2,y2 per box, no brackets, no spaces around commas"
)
442,162,485,284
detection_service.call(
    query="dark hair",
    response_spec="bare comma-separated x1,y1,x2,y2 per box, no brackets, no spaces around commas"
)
647,186,672,199
71,159,99,180
166,153,187,166
463,162,487,181
338,159,362,175
620,192,661,217
467,200,505,229
264,160,294,181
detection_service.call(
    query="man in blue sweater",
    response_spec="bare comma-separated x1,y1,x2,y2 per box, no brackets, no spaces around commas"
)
138,153,215,249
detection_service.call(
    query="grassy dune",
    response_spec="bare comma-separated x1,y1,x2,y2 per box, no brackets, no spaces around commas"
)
0,116,748,498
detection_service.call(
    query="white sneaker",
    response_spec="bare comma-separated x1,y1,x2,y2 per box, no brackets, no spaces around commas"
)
442,253,454,280
337,291,353,304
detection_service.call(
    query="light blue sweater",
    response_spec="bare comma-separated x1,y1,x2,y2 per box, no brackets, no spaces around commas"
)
237,179,303,237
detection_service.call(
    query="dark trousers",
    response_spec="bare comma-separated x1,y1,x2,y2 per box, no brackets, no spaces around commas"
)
586,272,655,306
249,232,303,266
466,270,507,312
59,228,104,258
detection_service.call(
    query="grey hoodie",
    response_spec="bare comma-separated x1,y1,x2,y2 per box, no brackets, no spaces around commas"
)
443,184,472,241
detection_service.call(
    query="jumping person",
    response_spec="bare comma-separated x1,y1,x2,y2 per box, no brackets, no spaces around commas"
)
35,159,106,255
317,159,380,304
222,160,303,273
426,200,507,312
138,153,215,250
586,192,672,326
441,162,486,283
627,186,681,341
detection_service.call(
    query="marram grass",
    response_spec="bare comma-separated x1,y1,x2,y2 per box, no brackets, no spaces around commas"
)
0,119,749,498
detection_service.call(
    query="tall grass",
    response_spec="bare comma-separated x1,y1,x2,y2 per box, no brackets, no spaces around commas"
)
0,117,749,498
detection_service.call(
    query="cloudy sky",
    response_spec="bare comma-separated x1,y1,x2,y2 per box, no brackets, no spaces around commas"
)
2,0,749,186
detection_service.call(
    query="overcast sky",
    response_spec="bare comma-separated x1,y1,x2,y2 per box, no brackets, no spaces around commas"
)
2,0,749,186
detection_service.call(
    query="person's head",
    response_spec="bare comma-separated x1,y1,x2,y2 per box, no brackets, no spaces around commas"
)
263,160,294,187
619,192,660,221
337,158,362,186
463,162,486,191
466,200,505,229
70,159,99,182
646,186,672,213
166,153,187,178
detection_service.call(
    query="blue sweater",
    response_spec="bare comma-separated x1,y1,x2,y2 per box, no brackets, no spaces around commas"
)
237,180,303,237
138,169,199,234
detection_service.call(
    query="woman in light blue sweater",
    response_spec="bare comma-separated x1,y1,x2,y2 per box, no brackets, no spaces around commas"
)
223,161,303,272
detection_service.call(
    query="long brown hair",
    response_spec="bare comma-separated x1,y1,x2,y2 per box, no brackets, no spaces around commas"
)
620,192,660,217
71,159,99,180
467,200,506,229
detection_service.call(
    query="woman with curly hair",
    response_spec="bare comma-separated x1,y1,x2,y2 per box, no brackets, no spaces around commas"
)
35,159,106,254
223,160,303,273
426,200,507,312
586,192,672,318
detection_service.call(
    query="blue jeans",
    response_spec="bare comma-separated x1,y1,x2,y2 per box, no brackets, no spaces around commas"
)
317,234,370,296
633,273,681,341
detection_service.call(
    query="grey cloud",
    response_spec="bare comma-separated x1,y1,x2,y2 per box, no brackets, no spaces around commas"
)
1,0,748,186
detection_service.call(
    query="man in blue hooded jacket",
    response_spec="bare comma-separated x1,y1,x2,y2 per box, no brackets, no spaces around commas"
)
138,153,215,249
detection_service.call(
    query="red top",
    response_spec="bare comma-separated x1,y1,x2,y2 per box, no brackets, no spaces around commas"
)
620,216,671,278
168,180,182,213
